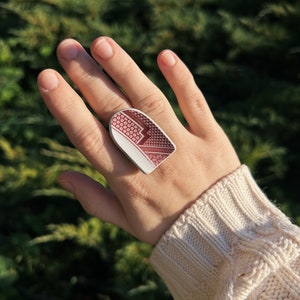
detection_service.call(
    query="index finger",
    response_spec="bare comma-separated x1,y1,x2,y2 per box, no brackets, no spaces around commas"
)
37,69,136,177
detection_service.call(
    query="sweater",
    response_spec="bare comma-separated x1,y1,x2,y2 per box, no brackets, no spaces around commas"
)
150,165,300,299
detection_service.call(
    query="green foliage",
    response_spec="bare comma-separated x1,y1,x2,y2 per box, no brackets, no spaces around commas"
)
0,255,18,298
0,0,299,298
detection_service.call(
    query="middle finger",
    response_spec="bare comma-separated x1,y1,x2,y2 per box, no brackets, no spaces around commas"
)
91,37,179,131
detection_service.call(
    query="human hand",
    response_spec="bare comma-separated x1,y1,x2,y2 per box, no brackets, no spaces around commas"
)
38,37,240,244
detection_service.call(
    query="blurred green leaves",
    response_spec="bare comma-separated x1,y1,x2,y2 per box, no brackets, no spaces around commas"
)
0,0,299,298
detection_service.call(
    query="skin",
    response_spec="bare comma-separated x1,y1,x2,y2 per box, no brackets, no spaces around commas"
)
37,36,240,245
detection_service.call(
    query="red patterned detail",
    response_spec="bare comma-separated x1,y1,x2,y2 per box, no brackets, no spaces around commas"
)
111,110,175,166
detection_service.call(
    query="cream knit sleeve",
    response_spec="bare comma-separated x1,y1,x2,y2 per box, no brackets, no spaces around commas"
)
150,165,300,299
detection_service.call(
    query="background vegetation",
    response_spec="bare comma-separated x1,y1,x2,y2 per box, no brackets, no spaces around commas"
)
0,0,299,299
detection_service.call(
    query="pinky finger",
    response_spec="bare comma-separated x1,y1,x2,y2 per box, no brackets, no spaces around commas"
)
157,50,216,137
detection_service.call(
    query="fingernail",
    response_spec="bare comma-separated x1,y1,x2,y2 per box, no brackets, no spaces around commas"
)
161,50,176,67
60,40,79,61
38,70,59,92
94,38,114,60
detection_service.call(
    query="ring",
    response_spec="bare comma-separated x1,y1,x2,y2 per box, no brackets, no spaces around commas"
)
109,108,176,174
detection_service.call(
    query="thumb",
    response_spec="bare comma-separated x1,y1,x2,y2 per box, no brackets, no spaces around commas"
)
58,171,128,230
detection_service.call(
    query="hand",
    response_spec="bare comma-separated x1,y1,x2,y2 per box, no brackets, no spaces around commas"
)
38,37,240,244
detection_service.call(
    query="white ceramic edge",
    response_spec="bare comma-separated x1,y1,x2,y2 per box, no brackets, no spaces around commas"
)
110,128,155,174
109,108,176,174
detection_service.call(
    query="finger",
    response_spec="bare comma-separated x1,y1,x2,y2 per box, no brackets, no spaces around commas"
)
57,39,130,124
58,171,132,232
157,50,217,137
38,69,134,176
90,37,181,133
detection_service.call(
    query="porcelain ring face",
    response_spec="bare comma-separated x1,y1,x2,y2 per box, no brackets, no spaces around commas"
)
109,108,176,174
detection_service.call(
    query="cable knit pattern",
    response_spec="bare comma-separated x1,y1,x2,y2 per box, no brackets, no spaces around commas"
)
150,165,300,299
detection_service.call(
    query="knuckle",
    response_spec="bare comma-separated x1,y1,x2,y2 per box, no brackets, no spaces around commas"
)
121,173,149,201
113,60,134,81
189,90,206,111
139,91,168,118
79,71,97,85
179,74,206,111
175,68,195,91
75,124,104,156
97,95,127,122
155,161,179,182
181,70,194,85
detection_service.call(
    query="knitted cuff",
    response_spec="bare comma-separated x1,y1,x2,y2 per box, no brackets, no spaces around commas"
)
150,165,300,299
